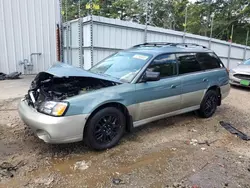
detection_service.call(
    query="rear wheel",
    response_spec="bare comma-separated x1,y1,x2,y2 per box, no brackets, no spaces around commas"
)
198,90,218,118
84,107,125,150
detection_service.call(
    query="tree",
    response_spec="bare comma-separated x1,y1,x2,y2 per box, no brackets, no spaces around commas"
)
61,0,250,45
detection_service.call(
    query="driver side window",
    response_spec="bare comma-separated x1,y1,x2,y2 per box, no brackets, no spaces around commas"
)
147,54,177,78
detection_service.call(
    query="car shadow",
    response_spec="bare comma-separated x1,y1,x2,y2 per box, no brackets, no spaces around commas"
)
230,84,250,92
44,112,197,155
46,142,88,156
124,112,197,141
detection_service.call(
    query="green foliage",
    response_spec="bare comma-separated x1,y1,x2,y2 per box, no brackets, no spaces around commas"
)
62,0,250,45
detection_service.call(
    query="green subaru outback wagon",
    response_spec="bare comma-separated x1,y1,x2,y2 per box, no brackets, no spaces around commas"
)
19,43,230,150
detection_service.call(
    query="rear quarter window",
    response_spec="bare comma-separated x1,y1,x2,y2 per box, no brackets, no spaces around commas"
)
196,53,222,70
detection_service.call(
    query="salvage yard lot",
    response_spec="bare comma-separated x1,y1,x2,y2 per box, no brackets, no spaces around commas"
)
0,76,250,188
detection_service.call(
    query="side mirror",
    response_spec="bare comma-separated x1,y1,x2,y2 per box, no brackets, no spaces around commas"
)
237,61,242,66
142,71,160,82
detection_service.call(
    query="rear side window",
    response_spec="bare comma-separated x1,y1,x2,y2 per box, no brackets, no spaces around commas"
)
196,53,222,70
177,53,202,74
147,54,177,78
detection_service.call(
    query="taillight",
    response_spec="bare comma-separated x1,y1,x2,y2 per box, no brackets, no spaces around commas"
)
226,68,229,75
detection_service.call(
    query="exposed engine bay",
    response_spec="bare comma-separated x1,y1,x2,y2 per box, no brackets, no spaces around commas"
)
26,72,119,109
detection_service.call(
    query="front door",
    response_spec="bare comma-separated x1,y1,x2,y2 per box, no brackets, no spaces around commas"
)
134,54,182,121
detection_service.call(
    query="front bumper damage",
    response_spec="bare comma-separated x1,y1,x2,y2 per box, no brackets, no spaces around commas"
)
18,99,89,144
18,63,121,144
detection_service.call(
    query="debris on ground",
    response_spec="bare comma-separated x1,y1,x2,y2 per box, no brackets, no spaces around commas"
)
34,174,55,186
192,185,200,188
198,139,218,146
189,129,197,132
6,123,18,128
165,181,194,188
198,140,210,146
189,139,218,146
218,163,225,168
0,73,6,80
112,178,125,185
0,72,22,80
200,147,206,151
220,121,250,141
190,139,198,146
73,160,91,171
0,160,25,178
0,169,14,178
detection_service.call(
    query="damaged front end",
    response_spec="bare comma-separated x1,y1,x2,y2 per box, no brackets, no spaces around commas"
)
25,63,122,114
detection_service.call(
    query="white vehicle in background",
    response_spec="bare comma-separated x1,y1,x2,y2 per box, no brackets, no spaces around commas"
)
229,59,250,88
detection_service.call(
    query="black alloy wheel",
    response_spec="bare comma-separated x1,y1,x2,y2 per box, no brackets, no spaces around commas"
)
198,90,218,118
94,115,121,144
84,107,125,150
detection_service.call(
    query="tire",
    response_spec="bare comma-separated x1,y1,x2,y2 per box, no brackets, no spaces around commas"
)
84,107,125,150
198,90,218,118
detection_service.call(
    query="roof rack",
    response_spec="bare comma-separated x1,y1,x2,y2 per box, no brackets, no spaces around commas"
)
132,42,172,47
132,42,208,49
169,43,208,49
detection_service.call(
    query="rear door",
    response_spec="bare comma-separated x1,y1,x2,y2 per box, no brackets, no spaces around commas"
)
177,53,209,109
178,52,225,109
134,54,181,121
196,52,228,95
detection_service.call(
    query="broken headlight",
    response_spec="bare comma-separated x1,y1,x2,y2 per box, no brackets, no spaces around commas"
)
38,101,69,116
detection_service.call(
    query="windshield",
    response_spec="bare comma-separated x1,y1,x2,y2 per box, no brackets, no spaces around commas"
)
243,59,250,65
89,52,152,82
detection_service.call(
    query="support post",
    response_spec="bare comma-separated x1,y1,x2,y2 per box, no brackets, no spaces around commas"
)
209,15,214,49
144,0,148,43
78,18,83,68
59,0,63,62
78,0,81,18
65,0,68,22
66,23,70,64
183,6,188,43
243,30,249,60
227,25,234,69
90,0,94,67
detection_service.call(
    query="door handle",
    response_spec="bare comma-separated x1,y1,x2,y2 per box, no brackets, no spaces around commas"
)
203,78,208,82
171,85,177,89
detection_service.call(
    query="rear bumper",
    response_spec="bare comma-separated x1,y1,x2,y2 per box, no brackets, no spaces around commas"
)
18,99,89,144
221,83,230,100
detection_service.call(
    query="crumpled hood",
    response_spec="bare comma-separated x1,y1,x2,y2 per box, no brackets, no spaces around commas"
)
44,63,123,83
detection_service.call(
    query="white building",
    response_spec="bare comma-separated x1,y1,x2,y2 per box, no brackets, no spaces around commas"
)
0,0,61,74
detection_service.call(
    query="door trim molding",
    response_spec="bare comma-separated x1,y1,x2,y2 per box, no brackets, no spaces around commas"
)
133,105,200,127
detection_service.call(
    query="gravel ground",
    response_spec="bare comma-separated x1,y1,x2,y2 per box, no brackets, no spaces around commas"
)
0,79,250,188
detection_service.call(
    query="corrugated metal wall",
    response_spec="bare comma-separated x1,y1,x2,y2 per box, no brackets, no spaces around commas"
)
0,0,60,74
63,16,250,70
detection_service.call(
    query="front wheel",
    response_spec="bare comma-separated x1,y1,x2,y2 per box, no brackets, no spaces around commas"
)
84,107,125,150
198,90,218,118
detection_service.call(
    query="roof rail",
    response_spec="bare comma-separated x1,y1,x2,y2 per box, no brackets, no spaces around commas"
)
132,42,208,49
132,42,172,47
169,43,207,49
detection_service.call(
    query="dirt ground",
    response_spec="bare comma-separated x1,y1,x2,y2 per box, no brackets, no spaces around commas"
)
0,76,250,188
